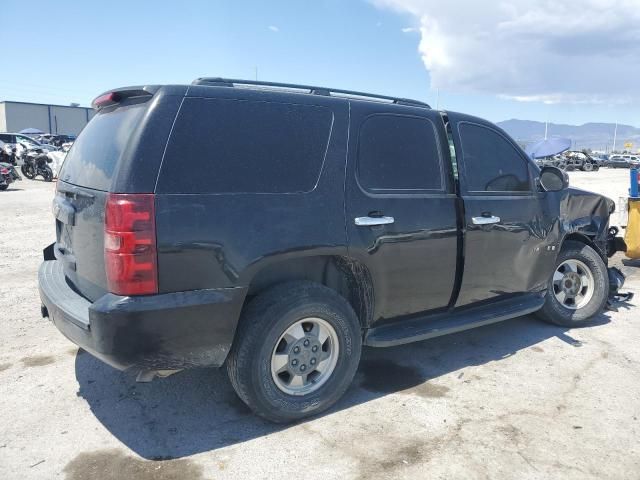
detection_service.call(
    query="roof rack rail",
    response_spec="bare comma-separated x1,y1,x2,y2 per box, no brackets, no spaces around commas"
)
191,77,431,108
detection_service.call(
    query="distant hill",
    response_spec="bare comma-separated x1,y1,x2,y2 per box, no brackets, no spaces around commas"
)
496,119,640,152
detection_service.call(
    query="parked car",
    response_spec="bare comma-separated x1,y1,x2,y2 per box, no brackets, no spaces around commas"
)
0,133,58,152
38,79,626,423
563,151,600,171
605,155,639,168
535,154,566,169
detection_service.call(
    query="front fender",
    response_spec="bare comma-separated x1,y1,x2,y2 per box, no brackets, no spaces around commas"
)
558,187,614,258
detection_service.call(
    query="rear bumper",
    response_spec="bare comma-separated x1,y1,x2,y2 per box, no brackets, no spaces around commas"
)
38,260,247,371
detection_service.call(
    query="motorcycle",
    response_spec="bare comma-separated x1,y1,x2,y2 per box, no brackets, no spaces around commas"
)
19,144,53,182
1,143,17,165
0,163,21,190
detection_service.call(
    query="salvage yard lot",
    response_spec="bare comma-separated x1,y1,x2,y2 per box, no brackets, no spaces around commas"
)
1,169,639,479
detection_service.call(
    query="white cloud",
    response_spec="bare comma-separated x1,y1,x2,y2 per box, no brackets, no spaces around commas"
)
372,0,640,104
401,27,417,33
268,25,279,32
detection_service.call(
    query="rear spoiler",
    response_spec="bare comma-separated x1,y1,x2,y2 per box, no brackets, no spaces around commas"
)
91,86,160,110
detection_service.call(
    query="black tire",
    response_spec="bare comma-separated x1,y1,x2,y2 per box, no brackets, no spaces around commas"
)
226,281,362,423
0,184,7,191
41,166,53,182
21,164,35,179
583,162,594,172
536,241,609,327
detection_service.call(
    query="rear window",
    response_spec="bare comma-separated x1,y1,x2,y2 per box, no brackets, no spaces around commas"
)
58,103,146,191
157,98,333,194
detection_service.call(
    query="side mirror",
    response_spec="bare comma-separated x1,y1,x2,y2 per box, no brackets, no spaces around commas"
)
538,166,569,192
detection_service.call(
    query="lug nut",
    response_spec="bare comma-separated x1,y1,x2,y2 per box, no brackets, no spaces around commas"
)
293,346,300,354
310,358,316,365
300,364,307,372
303,339,310,347
292,359,298,366
311,345,318,352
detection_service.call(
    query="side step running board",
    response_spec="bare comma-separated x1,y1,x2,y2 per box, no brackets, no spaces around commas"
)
364,294,545,347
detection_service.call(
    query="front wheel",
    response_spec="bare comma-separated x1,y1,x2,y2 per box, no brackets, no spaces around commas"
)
226,282,362,423
536,241,609,327
21,164,35,179
582,162,594,172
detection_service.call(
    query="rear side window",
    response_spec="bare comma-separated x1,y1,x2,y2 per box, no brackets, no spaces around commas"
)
59,103,147,191
458,123,530,193
357,114,443,192
157,98,333,194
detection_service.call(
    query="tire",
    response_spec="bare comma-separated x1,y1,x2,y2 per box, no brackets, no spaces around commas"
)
583,162,594,172
41,166,53,182
21,164,35,179
536,241,609,327
226,281,362,423
0,184,7,191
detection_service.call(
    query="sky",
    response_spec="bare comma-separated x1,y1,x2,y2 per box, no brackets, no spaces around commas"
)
1,0,639,127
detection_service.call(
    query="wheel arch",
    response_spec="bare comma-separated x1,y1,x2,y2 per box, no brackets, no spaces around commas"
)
245,255,375,328
560,232,607,263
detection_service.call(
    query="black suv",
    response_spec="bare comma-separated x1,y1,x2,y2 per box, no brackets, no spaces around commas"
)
39,78,624,422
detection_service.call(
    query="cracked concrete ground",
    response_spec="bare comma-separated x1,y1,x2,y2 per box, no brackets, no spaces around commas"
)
0,170,638,479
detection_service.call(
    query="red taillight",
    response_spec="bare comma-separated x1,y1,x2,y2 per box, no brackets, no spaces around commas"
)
0,168,8,175
92,91,120,108
104,193,158,296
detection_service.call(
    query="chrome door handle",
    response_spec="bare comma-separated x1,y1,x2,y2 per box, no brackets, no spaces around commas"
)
355,216,395,226
472,215,501,225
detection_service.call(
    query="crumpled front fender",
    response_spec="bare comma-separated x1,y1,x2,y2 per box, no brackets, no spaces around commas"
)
558,187,615,258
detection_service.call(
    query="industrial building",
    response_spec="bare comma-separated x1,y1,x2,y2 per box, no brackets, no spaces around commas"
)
0,101,94,136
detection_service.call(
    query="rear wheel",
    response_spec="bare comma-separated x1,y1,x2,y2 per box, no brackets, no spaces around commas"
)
227,282,362,423
537,241,608,327
582,162,594,172
41,166,53,182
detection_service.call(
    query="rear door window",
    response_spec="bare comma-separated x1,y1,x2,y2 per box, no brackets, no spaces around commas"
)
157,98,333,194
59,103,147,191
458,123,531,193
357,114,443,192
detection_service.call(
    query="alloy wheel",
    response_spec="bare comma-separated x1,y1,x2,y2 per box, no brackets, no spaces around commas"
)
270,317,339,396
552,259,595,310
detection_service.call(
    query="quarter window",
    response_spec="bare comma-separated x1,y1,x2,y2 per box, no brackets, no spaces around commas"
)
459,123,530,192
357,115,443,192
158,98,333,194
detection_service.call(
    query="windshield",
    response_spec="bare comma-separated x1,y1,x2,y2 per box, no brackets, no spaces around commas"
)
16,135,41,146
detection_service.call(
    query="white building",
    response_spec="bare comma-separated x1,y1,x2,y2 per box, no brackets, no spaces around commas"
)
0,100,94,135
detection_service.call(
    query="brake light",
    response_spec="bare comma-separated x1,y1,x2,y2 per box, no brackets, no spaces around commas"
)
104,194,158,296
0,168,8,175
92,92,120,108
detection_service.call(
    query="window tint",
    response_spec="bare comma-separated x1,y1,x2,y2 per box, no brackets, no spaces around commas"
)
59,103,147,191
357,115,442,191
158,98,333,194
459,123,530,192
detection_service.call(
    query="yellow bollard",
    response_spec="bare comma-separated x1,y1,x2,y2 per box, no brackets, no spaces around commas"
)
625,198,640,259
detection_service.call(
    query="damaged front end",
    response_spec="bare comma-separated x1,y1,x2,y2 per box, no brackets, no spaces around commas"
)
558,189,632,307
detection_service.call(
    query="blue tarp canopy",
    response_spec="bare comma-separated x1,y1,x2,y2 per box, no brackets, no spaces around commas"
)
525,137,572,159
19,127,45,134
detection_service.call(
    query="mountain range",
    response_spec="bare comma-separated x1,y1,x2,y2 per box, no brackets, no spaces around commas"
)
496,119,640,152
